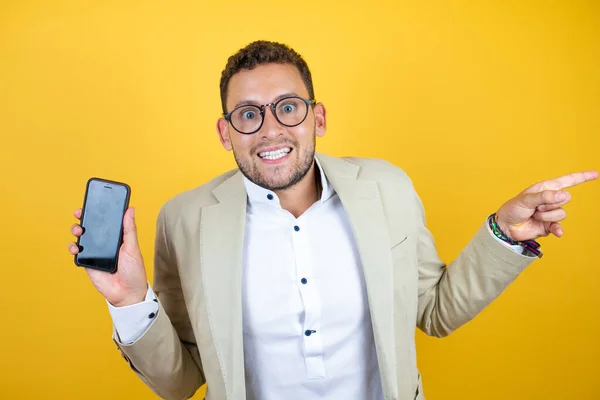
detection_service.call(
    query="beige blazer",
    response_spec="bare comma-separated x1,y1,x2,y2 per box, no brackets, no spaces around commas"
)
115,153,534,400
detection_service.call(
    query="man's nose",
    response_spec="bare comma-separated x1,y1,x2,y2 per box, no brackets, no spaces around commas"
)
260,106,284,139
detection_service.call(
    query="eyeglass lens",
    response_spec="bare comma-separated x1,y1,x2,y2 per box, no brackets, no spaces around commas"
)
230,97,309,134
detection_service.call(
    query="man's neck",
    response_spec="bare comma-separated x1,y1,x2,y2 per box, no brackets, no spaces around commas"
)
275,163,320,219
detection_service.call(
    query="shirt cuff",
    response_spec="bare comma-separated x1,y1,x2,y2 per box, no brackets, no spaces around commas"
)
107,284,159,344
485,218,526,254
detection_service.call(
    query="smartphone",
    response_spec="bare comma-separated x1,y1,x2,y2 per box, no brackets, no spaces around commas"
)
75,178,131,273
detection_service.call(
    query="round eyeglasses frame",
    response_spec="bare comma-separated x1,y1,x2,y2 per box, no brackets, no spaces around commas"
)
223,96,317,135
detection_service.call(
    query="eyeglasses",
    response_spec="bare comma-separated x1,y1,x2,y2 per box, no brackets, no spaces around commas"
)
223,96,317,135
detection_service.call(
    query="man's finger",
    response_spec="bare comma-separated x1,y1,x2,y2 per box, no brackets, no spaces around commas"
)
549,222,564,238
537,192,572,211
71,223,83,237
521,190,568,209
533,208,567,222
74,208,82,219
68,242,79,255
540,170,598,191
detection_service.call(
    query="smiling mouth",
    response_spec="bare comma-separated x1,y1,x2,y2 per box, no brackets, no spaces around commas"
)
258,147,292,160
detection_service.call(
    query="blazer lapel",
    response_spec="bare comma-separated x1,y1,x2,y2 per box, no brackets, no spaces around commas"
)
200,171,247,399
317,153,408,399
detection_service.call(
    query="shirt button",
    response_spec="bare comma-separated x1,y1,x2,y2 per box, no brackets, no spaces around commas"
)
148,312,156,319
294,225,300,232
301,278,308,284
267,194,274,200
305,330,313,336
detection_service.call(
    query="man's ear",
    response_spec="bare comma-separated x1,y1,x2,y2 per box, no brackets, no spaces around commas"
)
216,117,233,151
314,103,327,138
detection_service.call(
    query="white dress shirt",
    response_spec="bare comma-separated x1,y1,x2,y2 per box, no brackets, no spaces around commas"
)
239,159,382,399
108,160,530,399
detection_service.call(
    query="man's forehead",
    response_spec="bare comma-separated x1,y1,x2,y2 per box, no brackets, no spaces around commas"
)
227,63,308,104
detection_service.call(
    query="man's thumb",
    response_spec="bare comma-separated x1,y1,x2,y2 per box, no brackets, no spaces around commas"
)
122,207,138,244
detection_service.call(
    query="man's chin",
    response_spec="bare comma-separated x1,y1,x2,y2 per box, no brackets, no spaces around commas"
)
255,175,294,191
237,151,313,191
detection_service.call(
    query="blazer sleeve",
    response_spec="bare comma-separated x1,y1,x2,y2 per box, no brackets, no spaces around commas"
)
114,206,205,400
412,190,536,337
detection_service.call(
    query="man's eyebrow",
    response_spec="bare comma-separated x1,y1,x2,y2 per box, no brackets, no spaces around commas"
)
231,92,301,110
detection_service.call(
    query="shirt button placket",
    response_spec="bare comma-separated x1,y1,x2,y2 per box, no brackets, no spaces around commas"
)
292,220,325,379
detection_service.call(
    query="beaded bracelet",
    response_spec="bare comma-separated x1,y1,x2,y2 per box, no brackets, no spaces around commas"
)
488,213,543,258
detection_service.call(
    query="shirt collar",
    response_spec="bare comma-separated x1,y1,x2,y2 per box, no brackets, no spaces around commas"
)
243,157,335,207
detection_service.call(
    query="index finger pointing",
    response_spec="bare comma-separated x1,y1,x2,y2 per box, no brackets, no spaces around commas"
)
542,170,598,190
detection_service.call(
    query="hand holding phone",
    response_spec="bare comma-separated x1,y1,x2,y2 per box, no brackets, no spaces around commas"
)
68,178,148,307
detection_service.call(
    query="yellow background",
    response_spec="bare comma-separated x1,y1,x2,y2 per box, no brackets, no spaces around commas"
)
1,1,598,399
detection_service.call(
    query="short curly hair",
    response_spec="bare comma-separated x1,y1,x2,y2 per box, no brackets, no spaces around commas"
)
219,40,315,114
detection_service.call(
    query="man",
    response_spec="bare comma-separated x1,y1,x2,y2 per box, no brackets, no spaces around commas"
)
68,41,597,400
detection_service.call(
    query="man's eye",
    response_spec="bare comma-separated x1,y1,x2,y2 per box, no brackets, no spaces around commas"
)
281,104,296,113
242,110,256,120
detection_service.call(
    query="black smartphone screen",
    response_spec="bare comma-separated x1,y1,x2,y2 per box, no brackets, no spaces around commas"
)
75,178,130,273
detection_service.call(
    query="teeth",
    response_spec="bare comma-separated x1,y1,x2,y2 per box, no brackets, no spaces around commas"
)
259,147,291,160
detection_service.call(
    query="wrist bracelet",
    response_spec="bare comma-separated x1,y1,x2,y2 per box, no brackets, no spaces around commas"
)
488,213,543,258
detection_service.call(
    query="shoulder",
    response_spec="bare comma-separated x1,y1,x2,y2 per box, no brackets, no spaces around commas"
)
160,168,239,218
341,156,414,189
335,155,425,236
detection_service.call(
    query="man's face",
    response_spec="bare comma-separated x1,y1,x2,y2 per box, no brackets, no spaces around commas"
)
217,63,326,191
